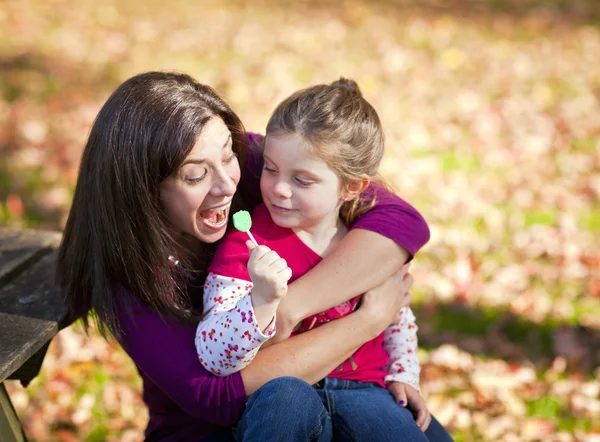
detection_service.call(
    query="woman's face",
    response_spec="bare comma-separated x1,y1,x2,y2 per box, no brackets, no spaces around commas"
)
159,117,241,244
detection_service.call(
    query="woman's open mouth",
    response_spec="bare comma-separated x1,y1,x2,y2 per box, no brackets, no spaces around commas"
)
199,203,230,230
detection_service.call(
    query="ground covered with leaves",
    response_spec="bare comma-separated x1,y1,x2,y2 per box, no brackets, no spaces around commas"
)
2,0,600,440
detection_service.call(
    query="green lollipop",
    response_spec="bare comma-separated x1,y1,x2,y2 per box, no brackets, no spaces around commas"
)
232,210,258,246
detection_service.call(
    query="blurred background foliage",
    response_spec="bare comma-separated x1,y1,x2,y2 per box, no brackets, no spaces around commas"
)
1,0,600,440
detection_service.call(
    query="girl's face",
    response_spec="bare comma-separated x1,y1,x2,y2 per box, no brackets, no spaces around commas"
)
160,117,241,244
261,132,345,234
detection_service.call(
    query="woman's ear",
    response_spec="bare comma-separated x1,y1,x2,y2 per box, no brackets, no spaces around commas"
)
343,176,370,201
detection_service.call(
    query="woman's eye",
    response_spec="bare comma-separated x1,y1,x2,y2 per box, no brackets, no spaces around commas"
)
185,169,207,183
224,151,238,164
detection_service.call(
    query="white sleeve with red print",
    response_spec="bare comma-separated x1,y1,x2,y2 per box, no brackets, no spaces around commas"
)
195,272,276,377
383,306,421,391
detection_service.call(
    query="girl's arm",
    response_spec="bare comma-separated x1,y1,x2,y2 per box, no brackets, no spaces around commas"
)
196,274,275,376
383,306,421,391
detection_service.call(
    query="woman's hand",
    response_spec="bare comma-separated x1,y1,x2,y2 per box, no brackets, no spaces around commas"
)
387,382,431,432
358,264,413,337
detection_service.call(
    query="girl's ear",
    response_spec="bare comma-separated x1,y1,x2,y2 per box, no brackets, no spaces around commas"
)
343,176,370,201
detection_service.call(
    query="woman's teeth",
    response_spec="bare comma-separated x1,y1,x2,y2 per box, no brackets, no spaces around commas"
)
200,206,228,227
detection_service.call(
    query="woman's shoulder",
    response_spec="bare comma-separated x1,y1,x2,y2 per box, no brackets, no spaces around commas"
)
114,285,154,331
114,285,198,351
353,182,431,259
114,286,184,333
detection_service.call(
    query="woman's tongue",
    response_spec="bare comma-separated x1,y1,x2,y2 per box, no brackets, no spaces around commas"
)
199,207,224,226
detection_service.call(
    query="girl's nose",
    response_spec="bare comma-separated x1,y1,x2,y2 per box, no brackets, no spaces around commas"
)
273,181,292,199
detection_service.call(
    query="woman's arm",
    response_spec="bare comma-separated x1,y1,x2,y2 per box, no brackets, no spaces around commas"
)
118,298,248,427
242,267,414,394
277,187,429,334
117,269,412,425
275,201,427,338
122,299,371,425
241,306,377,394
278,228,409,329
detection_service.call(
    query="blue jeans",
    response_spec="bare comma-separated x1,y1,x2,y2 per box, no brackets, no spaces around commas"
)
205,376,453,442
233,377,332,441
313,377,454,442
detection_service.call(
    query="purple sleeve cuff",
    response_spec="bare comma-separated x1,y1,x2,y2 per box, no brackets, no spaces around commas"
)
351,183,430,260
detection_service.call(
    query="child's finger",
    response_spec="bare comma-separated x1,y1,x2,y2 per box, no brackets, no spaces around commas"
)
246,240,256,253
414,406,429,429
420,412,432,432
258,250,282,266
247,245,271,266
278,266,292,282
269,258,288,272
390,384,407,407
397,391,408,407
405,386,430,431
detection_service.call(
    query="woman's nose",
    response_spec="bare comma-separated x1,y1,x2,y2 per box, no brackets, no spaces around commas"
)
211,169,237,197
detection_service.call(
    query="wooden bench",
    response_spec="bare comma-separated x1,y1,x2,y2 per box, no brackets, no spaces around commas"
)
0,227,66,442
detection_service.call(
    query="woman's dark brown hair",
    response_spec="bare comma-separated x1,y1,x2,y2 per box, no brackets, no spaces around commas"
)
56,71,246,337
266,78,385,225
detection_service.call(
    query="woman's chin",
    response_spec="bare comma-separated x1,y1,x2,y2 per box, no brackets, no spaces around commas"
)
195,220,228,243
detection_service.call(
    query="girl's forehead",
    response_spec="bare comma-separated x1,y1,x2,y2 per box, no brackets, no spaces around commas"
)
265,132,318,159
265,133,337,176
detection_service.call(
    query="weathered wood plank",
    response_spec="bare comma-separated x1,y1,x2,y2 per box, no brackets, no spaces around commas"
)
0,313,57,383
0,251,66,383
0,228,61,286
0,251,65,323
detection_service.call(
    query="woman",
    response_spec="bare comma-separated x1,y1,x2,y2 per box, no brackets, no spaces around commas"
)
57,71,452,441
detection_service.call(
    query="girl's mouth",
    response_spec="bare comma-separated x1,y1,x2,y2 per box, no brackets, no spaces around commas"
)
271,203,293,213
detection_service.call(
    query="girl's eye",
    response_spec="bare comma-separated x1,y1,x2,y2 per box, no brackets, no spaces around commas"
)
263,165,277,173
294,177,312,187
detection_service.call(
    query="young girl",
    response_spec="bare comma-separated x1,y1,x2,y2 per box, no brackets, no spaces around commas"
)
195,78,435,437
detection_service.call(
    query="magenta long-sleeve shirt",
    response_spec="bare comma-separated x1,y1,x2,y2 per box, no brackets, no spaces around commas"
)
116,133,430,441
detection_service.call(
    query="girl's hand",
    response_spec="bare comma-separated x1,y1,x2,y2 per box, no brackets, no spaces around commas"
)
359,264,413,336
387,382,431,432
246,241,292,306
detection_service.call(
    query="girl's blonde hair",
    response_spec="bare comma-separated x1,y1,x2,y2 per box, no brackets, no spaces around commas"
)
266,78,385,224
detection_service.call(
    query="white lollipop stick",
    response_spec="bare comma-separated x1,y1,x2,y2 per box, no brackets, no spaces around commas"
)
246,230,259,247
